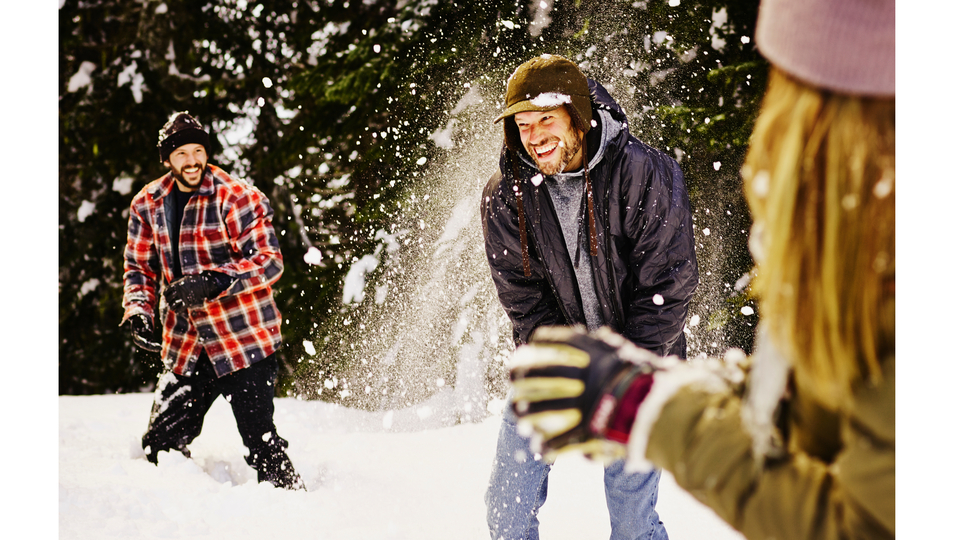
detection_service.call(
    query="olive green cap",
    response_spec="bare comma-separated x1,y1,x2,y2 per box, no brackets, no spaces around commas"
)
495,54,592,151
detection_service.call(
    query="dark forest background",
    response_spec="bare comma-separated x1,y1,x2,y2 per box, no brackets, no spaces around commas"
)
59,0,766,397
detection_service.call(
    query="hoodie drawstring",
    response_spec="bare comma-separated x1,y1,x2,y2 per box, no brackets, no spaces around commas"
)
511,152,532,277
574,131,598,268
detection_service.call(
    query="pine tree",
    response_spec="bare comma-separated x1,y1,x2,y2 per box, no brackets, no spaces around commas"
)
59,0,765,398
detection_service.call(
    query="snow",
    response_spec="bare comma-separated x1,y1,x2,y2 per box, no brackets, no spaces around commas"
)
303,246,324,265
77,199,96,222
67,61,97,93
342,253,380,303
118,61,146,103
59,393,746,540
528,0,554,38
530,92,571,108
113,174,135,195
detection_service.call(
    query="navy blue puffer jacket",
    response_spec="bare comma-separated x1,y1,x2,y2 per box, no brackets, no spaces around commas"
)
481,80,699,358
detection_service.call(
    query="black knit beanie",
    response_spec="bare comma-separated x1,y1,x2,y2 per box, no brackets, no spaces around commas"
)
157,112,210,163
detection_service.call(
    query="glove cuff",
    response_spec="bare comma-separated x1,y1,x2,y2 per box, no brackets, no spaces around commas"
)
605,372,654,443
587,365,654,443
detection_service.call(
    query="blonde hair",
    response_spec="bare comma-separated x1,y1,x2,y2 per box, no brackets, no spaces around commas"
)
742,68,895,408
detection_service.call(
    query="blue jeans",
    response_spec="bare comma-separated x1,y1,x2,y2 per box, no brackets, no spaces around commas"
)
485,407,668,540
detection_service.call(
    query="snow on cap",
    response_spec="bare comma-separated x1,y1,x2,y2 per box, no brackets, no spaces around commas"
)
755,0,894,96
530,92,573,108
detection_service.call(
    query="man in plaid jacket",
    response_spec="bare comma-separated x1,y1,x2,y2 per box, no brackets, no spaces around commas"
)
120,111,303,490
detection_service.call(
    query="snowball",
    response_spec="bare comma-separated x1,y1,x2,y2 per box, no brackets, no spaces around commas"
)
652,294,664,306
303,246,323,265
740,306,755,316
702,228,711,236
416,157,428,166
531,173,544,186
373,44,381,53
689,314,701,327
713,161,721,171
303,340,316,356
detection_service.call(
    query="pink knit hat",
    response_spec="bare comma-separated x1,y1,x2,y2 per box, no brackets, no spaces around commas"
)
755,0,895,97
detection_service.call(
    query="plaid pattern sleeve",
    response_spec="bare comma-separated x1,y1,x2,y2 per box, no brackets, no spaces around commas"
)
121,165,284,377
121,192,163,326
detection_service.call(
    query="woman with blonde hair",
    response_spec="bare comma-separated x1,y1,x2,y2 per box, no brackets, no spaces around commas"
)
506,0,895,538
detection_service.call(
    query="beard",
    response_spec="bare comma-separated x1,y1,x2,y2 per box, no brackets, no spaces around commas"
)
171,162,207,189
526,128,583,176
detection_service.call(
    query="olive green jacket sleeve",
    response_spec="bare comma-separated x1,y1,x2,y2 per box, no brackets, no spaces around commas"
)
632,357,894,540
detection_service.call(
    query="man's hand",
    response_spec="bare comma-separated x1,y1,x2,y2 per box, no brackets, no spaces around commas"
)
127,314,162,352
163,271,232,315
508,326,659,462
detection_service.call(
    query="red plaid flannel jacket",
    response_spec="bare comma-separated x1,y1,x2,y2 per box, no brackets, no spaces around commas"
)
121,165,283,377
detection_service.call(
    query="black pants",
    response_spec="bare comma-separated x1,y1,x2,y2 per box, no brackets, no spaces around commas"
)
142,353,302,489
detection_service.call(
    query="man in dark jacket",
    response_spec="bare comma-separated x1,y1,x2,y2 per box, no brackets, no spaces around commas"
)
120,112,303,490
481,54,698,539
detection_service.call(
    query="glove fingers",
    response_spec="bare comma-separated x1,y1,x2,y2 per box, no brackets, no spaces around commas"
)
508,343,591,371
512,377,584,402
521,397,580,415
567,440,627,465
516,409,581,441
510,364,581,382
528,325,588,344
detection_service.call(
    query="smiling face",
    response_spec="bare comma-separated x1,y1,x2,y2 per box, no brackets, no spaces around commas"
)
164,143,208,192
514,106,584,176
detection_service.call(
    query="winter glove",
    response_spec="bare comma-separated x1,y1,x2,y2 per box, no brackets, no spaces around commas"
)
126,314,161,353
163,271,233,315
508,326,659,462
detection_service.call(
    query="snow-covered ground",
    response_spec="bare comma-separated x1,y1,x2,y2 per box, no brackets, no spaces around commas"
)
59,392,746,540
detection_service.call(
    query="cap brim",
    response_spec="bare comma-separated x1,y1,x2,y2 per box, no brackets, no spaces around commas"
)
493,100,566,124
